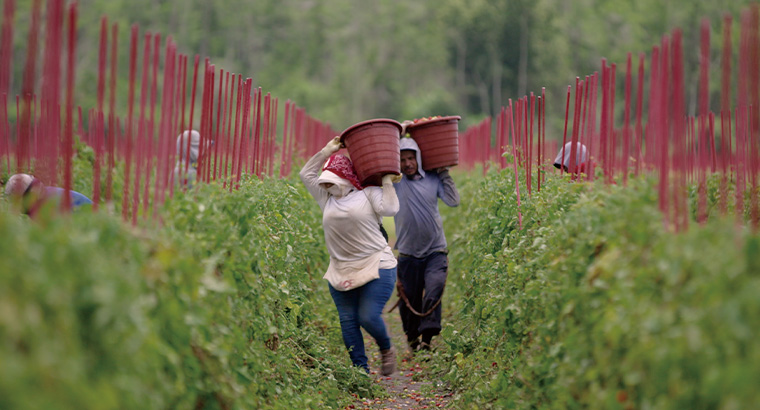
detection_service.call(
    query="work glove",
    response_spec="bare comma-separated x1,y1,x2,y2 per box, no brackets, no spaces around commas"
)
321,136,343,156
382,173,402,185
400,120,413,136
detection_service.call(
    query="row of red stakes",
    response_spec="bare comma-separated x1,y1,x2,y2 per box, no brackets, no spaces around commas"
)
459,6,760,231
0,0,336,224
1,1,759,230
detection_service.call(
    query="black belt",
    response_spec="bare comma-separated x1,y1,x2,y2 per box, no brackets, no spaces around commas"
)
398,249,448,259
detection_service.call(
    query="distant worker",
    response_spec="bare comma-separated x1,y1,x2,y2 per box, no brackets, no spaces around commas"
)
174,129,200,187
553,141,589,174
300,136,401,376
393,129,460,353
3,173,92,216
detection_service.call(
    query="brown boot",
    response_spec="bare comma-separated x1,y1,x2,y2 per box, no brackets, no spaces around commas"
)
380,346,397,376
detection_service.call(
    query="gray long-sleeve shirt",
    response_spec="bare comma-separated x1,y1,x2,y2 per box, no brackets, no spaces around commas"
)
393,170,459,258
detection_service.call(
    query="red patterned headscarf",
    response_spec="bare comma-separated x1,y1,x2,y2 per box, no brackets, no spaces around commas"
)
321,154,363,191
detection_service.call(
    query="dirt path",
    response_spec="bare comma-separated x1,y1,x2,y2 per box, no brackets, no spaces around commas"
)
344,302,454,410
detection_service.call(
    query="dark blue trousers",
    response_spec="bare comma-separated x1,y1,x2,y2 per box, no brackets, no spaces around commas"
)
397,252,448,342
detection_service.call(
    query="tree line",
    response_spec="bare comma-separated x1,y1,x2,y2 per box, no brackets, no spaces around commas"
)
8,0,756,134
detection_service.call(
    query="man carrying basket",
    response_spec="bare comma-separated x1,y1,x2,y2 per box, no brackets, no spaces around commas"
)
393,126,460,353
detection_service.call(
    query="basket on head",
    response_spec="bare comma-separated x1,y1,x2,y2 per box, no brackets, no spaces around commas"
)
339,118,402,186
406,116,461,171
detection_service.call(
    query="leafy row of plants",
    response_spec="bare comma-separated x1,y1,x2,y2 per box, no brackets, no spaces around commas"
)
439,168,760,409
0,172,384,409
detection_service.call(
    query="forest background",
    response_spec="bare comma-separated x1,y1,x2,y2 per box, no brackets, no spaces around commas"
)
7,0,756,135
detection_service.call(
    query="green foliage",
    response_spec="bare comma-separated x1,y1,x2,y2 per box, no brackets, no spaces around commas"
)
442,169,760,409
0,175,382,409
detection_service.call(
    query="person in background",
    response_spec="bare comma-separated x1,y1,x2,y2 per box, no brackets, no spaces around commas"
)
173,129,200,187
392,131,460,353
3,173,92,216
300,136,401,376
553,141,589,174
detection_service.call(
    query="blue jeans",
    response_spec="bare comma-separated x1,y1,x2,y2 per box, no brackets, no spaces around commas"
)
328,267,396,371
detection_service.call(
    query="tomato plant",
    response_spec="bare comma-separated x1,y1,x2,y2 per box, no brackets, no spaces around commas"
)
440,168,760,409
0,173,382,409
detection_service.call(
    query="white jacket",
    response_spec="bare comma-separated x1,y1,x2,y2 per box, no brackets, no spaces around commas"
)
300,150,399,290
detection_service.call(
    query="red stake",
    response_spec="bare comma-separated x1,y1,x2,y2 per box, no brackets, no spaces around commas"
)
635,53,645,175
541,87,546,181
121,25,138,221
719,110,728,214
609,63,617,182
528,93,534,190
647,46,661,169
229,75,243,190
17,0,42,172
154,40,176,214
0,0,16,98
497,106,505,170
142,33,160,217
132,32,152,224
168,55,187,195
287,103,297,176
96,17,107,112
657,37,670,226
106,22,118,202
698,17,713,193
578,77,590,182
61,3,76,212
93,110,104,211
699,18,711,120
201,63,215,184
221,71,232,183
279,100,291,178
1,95,9,174
212,69,225,182
236,79,252,185
180,55,199,188
623,53,632,185
672,30,688,231
528,100,544,179
92,116,101,208
697,116,708,224
285,104,297,176
260,92,271,179
522,98,529,186
588,73,599,181
749,6,760,229
569,78,582,178
735,107,746,225
250,85,258,176
508,100,523,229
253,87,263,177
710,113,718,208
39,0,64,186
559,85,571,176
600,61,610,181
196,60,210,184
222,72,234,186
721,15,733,116
750,6,760,138
269,98,279,177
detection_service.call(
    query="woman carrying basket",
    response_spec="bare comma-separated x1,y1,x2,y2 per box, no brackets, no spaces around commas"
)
300,136,401,376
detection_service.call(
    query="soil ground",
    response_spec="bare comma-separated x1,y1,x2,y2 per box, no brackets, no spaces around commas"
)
344,300,454,410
